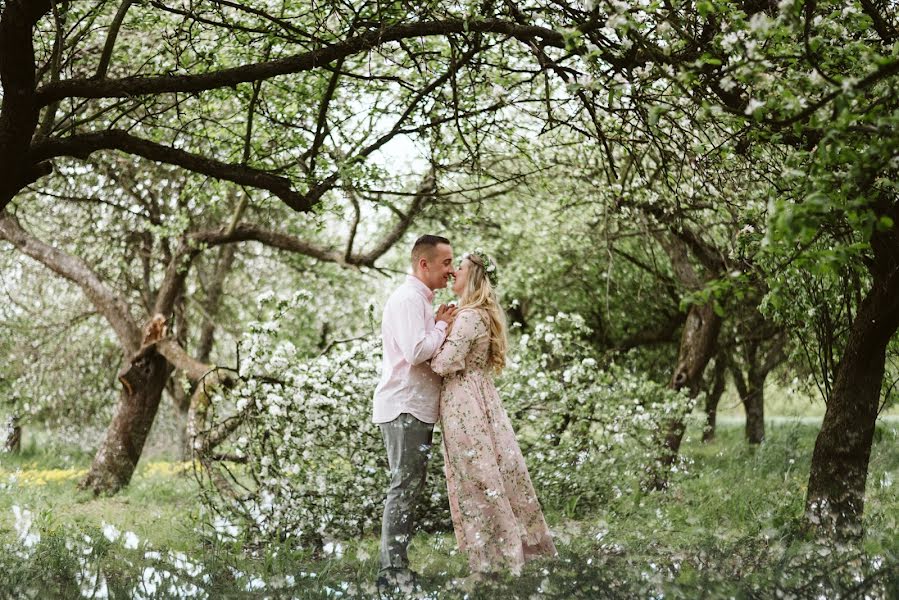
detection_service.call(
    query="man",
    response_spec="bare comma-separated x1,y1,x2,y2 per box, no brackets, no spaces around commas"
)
373,234,456,591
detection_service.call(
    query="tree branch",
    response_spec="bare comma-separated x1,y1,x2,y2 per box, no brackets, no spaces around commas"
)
303,56,344,176
354,168,435,264
0,211,142,353
34,0,65,141
192,169,435,267
30,130,316,212
156,338,213,382
189,224,345,264
197,245,237,363
94,0,135,80
35,19,567,106
858,0,897,43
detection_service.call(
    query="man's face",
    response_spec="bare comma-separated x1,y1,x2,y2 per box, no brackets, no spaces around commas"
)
425,243,454,290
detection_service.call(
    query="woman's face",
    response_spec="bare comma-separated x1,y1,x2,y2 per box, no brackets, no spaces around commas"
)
452,258,471,296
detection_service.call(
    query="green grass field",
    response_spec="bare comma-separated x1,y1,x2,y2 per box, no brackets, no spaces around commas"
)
1,417,897,598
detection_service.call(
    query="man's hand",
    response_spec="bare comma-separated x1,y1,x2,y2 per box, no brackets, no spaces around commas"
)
436,304,456,327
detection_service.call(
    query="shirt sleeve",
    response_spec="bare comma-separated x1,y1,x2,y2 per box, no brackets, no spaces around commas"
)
431,309,484,377
391,296,447,366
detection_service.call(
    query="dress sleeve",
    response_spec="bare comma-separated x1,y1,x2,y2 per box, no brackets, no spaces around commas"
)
431,309,484,377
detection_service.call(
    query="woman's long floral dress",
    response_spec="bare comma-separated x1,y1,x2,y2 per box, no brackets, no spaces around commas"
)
431,308,556,575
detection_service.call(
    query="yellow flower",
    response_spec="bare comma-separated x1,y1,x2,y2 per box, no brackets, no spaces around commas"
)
1,467,87,486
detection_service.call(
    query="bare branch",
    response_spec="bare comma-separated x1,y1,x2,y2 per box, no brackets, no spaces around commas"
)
94,0,135,80
197,245,237,363
31,130,316,212
190,224,346,264
34,1,65,141
354,169,435,264
304,56,344,175
35,19,567,106
156,338,213,382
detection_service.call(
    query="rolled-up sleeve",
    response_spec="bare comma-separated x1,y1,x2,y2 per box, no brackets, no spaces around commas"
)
391,297,447,365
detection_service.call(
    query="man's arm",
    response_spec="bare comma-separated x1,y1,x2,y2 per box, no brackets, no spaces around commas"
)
391,297,450,365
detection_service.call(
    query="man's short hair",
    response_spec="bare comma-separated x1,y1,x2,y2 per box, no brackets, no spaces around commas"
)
411,234,451,265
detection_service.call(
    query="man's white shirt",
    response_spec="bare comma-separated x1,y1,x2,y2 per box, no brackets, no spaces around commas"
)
372,275,447,424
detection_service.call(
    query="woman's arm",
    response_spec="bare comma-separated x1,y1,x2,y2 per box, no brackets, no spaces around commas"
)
431,309,483,376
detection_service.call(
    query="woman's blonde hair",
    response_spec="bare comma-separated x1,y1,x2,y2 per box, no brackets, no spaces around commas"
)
458,252,508,372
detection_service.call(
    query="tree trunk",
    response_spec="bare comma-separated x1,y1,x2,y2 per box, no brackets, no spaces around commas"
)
650,302,722,489
741,339,766,445
805,269,899,535
196,245,235,363
81,318,172,495
731,333,784,445
702,356,728,443
0,0,53,211
744,373,765,445
3,415,21,453
805,200,899,535
170,372,192,460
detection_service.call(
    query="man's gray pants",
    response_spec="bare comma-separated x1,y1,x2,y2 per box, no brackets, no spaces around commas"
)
378,413,434,573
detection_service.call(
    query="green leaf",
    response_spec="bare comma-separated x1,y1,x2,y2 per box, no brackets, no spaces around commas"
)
712,300,726,318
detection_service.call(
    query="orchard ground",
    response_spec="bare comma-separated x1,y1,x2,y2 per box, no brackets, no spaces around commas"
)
1,389,897,599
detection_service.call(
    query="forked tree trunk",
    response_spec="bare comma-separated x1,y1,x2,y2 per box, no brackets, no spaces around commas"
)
731,349,767,445
650,302,722,489
81,318,172,495
805,267,899,535
702,356,728,442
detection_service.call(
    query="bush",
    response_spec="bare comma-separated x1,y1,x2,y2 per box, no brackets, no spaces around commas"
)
197,301,695,546
500,313,695,516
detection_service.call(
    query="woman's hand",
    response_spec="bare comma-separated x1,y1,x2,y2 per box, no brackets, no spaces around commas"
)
436,303,457,328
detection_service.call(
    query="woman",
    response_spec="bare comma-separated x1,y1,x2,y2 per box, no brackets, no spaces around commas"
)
431,250,556,578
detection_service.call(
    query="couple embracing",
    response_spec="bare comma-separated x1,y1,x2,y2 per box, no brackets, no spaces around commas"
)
372,235,556,592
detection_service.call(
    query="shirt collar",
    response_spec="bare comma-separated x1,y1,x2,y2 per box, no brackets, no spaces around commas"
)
406,274,435,302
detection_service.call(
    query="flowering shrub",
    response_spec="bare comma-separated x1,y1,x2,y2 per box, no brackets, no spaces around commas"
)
197,298,695,545
195,292,450,547
501,313,696,515
197,343,383,544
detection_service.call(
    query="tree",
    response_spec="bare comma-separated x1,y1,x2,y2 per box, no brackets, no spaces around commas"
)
5,0,899,532
0,0,571,493
0,162,437,493
727,323,787,445
554,0,899,532
0,1,571,213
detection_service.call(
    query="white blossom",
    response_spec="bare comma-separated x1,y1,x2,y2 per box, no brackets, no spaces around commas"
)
102,522,121,543
744,98,765,115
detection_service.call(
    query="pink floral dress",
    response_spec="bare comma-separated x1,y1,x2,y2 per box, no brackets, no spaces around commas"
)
431,308,557,575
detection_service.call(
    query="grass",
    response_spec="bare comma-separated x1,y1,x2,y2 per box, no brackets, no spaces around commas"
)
708,380,899,419
0,435,197,554
1,420,898,598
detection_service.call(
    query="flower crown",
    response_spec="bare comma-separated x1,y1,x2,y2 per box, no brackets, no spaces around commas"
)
463,248,498,285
